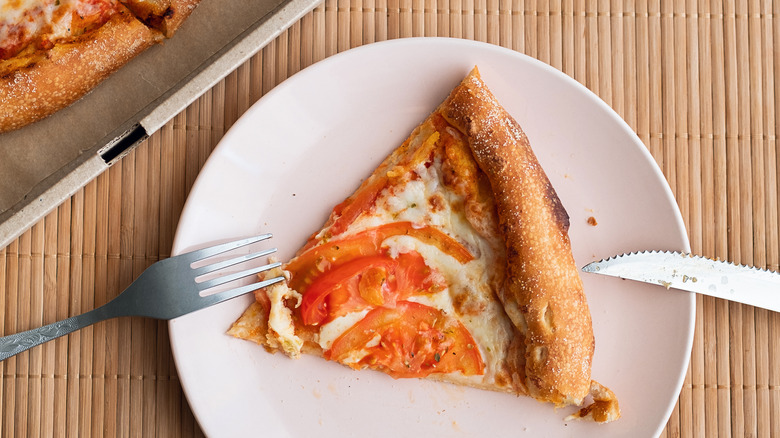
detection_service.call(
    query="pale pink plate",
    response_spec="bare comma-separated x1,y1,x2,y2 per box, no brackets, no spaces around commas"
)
171,38,693,438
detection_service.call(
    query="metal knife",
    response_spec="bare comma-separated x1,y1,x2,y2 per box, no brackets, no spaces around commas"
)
582,251,780,313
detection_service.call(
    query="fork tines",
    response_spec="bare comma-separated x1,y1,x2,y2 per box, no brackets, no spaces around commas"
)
185,234,274,263
187,234,286,304
199,260,283,290
195,246,278,276
200,275,285,307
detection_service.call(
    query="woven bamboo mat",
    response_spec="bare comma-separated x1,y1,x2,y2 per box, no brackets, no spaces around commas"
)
1,0,779,436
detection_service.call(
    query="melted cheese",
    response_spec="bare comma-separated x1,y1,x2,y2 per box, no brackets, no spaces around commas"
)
322,316,378,366
265,269,304,358
317,309,369,351
320,153,514,381
386,236,514,384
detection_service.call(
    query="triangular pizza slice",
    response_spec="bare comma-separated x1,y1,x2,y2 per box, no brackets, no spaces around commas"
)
229,67,620,423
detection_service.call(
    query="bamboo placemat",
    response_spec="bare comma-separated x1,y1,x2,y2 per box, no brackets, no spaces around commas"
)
2,0,779,436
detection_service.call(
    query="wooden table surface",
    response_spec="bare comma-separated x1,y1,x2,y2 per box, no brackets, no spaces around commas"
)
2,0,779,436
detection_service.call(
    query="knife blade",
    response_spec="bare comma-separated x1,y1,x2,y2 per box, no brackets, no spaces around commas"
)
582,251,780,313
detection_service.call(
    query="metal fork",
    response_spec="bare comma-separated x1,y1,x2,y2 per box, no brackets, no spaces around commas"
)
0,234,284,361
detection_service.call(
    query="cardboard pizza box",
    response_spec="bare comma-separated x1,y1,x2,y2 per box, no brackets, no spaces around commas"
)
0,0,319,249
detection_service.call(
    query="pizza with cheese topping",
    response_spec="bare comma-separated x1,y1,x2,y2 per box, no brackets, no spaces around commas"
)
229,67,621,423
0,0,199,133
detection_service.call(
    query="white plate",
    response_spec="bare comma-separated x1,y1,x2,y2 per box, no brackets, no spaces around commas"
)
171,38,694,438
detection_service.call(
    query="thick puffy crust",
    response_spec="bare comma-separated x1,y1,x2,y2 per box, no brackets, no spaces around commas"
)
0,6,162,133
439,68,595,407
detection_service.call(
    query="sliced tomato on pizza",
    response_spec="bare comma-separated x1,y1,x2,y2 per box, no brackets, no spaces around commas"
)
229,67,620,423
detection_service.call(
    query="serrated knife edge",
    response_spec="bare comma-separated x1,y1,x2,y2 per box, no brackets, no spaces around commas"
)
584,250,779,275
582,251,780,313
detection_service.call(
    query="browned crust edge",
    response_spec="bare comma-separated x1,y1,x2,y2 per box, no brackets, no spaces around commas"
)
0,7,162,133
122,0,200,36
439,67,596,407
152,0,201,37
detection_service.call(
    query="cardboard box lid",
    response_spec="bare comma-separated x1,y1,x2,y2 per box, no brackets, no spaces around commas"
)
0,0,319,249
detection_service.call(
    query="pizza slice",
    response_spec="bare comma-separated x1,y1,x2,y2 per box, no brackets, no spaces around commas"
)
229,67,620,423
0,0,200,133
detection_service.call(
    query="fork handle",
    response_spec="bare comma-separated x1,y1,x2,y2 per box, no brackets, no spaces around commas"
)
0,306,112,361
